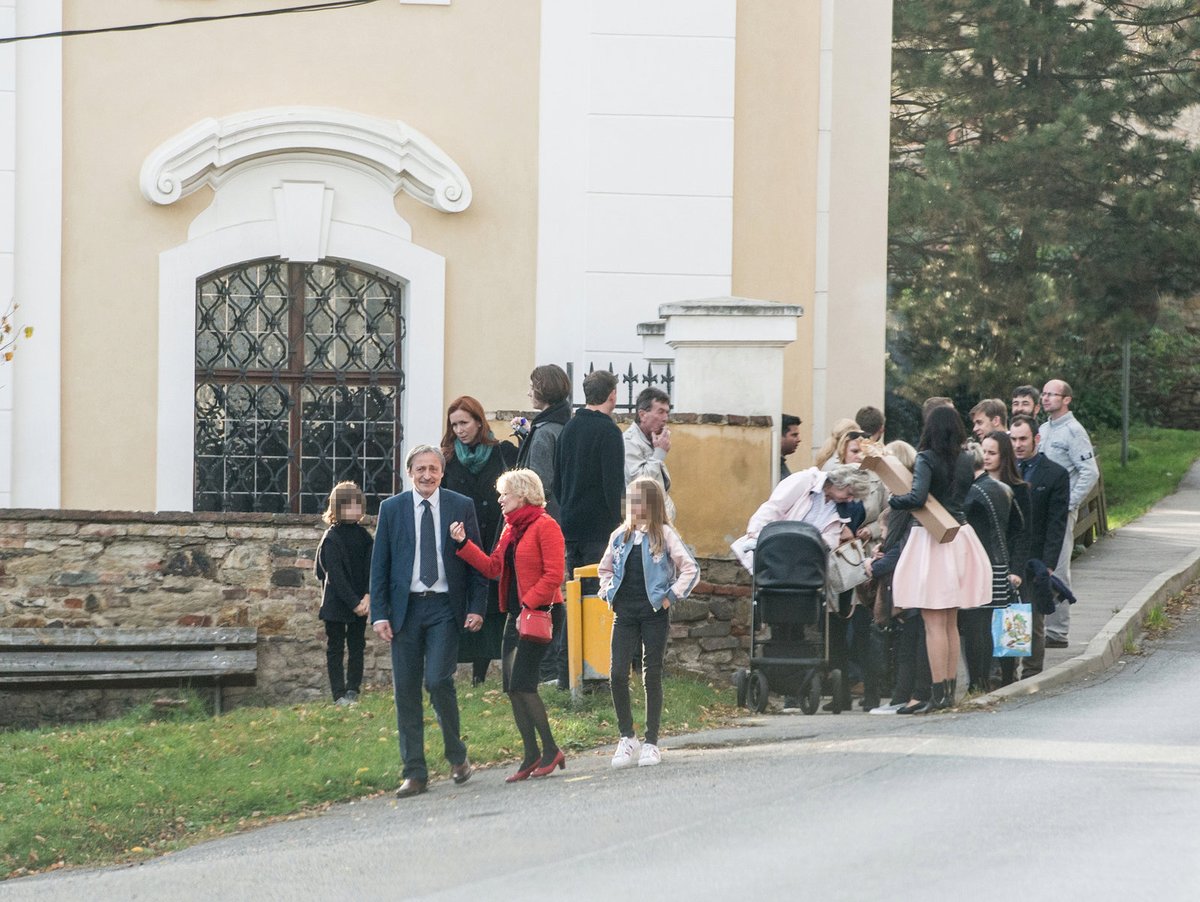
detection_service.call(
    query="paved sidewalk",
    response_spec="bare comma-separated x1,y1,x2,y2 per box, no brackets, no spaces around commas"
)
979,457,1200,704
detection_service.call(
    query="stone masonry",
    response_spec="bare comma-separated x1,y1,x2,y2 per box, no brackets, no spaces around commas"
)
0,509,751,728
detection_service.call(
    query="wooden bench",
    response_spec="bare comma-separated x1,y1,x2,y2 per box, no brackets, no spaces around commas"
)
1073,472,1109,549
0,627,258,715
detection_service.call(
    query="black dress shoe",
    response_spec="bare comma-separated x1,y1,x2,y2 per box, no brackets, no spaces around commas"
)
1046,638,1068,648
395,778,428,798
451,760,473,785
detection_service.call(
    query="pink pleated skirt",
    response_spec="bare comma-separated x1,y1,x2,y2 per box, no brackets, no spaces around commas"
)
892,522,991,611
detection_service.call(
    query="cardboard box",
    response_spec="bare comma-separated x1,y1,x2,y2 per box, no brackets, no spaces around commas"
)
862,453,960,544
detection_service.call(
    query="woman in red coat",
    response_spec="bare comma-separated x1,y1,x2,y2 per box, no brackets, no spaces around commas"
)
450,468,566,782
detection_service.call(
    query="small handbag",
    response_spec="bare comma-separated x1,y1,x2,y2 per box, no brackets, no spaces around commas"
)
516,605,554,644
827,538,870,595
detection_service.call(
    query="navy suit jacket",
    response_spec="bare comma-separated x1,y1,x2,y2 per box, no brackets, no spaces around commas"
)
1023,454,1071,566
369,488,488,632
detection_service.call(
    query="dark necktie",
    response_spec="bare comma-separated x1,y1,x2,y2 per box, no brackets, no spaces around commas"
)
1020,459,1032,479
419,499,438,588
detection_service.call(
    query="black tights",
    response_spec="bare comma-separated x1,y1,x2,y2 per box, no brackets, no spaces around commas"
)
509,690,558,768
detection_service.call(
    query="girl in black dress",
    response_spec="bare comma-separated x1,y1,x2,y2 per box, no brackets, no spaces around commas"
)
314,481,373,705
440,396,518,685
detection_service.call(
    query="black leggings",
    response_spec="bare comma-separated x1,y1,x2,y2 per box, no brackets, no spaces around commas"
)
323,618,366,700
502,609,562,767
610,601,670,746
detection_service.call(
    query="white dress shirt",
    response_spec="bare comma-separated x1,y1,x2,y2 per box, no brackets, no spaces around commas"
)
410,488,450,593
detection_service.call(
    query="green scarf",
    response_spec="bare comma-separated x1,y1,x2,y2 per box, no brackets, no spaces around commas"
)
454,437,495,475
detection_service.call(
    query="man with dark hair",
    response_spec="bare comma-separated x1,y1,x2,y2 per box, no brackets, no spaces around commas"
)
969,398,1007,442
854,406,885,442
624,386,675,521
921,396,954,423
1009,414,1070,677
780,413,802,482
1038,379,1098,648
552,370,625,688
1011,385,1042,420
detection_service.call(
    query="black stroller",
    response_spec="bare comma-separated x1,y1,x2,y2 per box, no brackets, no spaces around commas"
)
733,521,844,715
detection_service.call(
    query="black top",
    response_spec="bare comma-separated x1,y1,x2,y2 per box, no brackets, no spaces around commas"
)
554,407,626,543
888,449,975,524
315,522,374,622
442,440,518,551
964,474,1021,568
612,544,651,614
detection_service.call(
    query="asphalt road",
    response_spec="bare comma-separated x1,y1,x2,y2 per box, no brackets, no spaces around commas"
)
6,613,1200,901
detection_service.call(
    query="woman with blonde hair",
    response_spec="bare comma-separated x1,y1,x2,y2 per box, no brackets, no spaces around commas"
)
599,478,698,768
816,418,862,470
451,469,567,781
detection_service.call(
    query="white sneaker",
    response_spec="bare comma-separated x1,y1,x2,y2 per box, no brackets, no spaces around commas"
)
869,703,903,715
637,743,661,767
611,736,640,769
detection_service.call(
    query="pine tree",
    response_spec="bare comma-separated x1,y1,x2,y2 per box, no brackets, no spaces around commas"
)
888,0,1200,414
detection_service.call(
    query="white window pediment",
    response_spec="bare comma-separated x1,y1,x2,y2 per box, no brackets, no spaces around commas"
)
139,107,472,214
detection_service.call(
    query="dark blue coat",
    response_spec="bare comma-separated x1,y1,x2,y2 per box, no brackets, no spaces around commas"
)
369,488,487,631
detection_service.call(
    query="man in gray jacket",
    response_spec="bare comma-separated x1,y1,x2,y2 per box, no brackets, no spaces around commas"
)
624,387,676,522
1037,379,1099,647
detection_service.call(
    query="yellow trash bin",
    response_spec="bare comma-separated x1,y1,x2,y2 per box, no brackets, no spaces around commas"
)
566,564,614,697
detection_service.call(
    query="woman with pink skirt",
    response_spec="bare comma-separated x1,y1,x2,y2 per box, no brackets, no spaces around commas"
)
888,405,991,709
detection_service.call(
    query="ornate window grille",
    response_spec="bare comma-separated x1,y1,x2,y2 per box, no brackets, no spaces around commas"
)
194,259,404,514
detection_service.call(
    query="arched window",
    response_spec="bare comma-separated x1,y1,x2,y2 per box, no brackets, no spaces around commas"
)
194,258,404,514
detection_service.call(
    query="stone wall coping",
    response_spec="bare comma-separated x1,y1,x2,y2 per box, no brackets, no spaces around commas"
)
658,296,804,318
494,410,772,427
0,508,330,528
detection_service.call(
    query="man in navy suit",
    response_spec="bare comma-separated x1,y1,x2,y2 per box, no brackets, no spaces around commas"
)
1009,415,1070,679
371,444,487,798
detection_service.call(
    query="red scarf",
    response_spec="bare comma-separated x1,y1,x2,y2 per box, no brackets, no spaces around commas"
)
503,503,544,547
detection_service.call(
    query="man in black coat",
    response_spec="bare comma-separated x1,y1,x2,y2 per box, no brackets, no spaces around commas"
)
551,369,625,687
1009,414,1070,679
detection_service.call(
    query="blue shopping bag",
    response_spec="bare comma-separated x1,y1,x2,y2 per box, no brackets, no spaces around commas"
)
992,602,1032,657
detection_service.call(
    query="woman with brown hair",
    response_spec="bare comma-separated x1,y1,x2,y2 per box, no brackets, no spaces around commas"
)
451,469,567,781
440,395,518,685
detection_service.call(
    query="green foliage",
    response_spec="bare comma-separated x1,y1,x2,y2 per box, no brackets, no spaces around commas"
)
1095,426,1200,528
0,676,734,879
888,0,1200,414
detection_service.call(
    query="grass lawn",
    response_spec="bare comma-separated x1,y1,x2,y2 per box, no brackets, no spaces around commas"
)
1095,427,1200,529
0,675,735,879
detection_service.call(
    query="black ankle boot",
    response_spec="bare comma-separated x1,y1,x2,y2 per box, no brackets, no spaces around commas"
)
947,678,957,706
931,681,947,710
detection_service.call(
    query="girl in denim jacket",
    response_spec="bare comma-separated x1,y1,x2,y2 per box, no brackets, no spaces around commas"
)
598,478,699,768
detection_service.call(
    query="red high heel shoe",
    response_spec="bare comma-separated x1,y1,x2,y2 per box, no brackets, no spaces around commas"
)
529,749,565,777
505,760,541,784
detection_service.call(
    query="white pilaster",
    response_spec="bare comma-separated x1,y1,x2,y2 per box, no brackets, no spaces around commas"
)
10,0,62,508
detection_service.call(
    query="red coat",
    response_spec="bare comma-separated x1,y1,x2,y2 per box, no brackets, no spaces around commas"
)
456,508,565,612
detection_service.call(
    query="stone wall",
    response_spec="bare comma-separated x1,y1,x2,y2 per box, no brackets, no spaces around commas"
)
0,509,391,728
662,557,752,679
0,508,752,728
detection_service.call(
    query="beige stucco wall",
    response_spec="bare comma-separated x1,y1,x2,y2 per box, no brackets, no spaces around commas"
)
59,0,541,510
731,0,821,449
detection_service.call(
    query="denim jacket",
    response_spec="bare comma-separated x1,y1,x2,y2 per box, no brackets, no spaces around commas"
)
597,525,699,612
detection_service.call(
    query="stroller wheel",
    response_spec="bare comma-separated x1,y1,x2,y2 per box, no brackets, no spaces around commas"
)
748,671,770,713
733,669,749,708
799,673,821,715
828,669,845,715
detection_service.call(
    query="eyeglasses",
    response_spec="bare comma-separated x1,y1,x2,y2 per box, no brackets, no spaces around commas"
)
846,431,868,440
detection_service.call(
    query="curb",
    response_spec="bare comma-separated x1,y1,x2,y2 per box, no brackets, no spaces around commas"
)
971,544,1200,705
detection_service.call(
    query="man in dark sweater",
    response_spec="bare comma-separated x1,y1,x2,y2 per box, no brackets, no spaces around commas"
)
556,369,625,576
550,370,625,688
